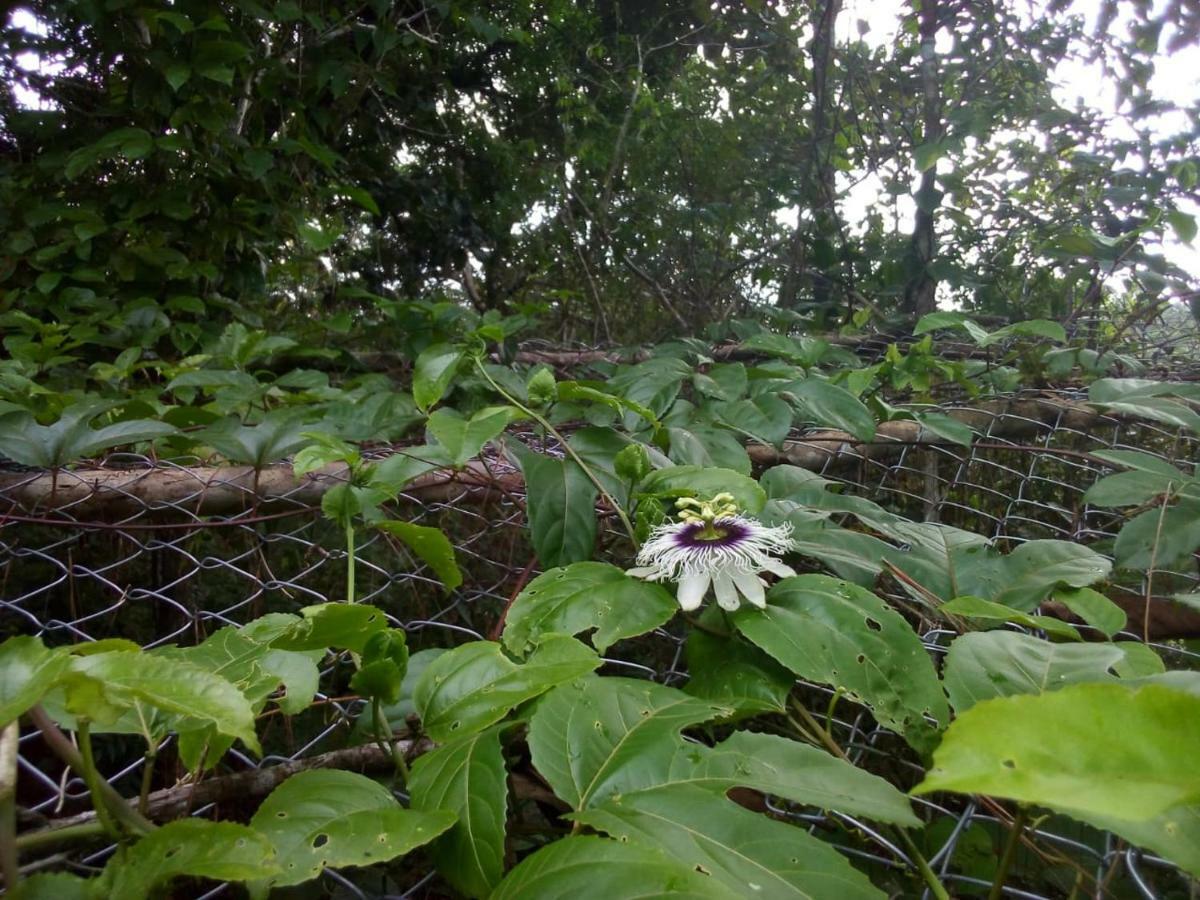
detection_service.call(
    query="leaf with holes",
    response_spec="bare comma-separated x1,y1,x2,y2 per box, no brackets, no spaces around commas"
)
574,784,885,899
733,575,948,751
106,820,277,899
376,520,462,592
666,731,919,827
414,635,599,742
0,636,71,726
914,683,1200,822
527,675,729,811
490,835,735,899
248,769,455,890
409,724,509,898
502,562,677,655
269,603,388,654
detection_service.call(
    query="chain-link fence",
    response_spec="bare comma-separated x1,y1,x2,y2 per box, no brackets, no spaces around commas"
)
4,382,1200,898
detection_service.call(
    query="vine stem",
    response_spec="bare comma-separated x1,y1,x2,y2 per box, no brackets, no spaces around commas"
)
1,721,19,890
372,698,410,785
346,523,357,604
473,359,639,549
27,706,154,837
77,721,120,841
787,698,949,900
988,805,1027,900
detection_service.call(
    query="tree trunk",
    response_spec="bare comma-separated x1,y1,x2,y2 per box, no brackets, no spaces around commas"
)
903,0,942,319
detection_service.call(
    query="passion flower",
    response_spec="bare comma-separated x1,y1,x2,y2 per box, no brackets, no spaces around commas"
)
628,493,796,612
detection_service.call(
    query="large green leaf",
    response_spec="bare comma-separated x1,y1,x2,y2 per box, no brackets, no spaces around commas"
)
409,724,509,899
639,465,766,515
107,820,277,899
197,411,311,467
914,683,1200,821
712,394,793,447
575,784,884,899
413,342,464,412
375,520,463,591
66,651,260,753
0,636,71,726
683,628,794,716
0,403,176,467
938,595,1080,641
1051,587,1126,637
269,602,388,654
490,835,735,899
667,425,752,474
987,540,1112,611
788,378,876,441
502,562,677,655
414,635,599,741
733,575,948,750
528,675,729,811
941,631,1130,713
249,769,455,890
1113,498,1200,570
426,405,513,466
515,448,598,568
668,731,919,827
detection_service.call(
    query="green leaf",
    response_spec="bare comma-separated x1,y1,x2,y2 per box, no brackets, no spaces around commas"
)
270,603,388,654
979,319,1066,347
412,343,464,412
1114,498,1200,570
788,378,876,441
712,394,793,447
911,411,974,447
914,683,1200,822
639,465,766,515
10,872,94,900
941,631,1130,713
668,426,752,474
1101,397,1200,433
527,367,558,406
675,731,918,827
66,651,260,753
732,575,948,750
528,675,729,811
989,540,1112,611
939,595,1080,640
197,412,312,468
1085,469,1183,506
502,562,677,655
106,820,277,899
0,404,176,468
426,406,512,466
0,636,71,726
1167,209,1197,244
414,635,599,742
913,141,946,172
575,784,885,899
490,835,735,900
409,724,509,899
683,628,793,716
375,520,463,592
1051,587,1126,637
249,769,455,889
515,449,598,568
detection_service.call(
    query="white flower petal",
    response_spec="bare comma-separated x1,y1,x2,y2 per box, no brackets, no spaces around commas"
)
676,572,711,611
625,566,661,580
713,571,741,611
761,558,797,579
732,569,766,608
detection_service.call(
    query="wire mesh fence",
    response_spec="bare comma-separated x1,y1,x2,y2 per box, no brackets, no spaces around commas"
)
4,383,1200,898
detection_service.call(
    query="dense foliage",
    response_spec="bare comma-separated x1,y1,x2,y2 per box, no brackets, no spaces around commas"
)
3,1,1200,898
